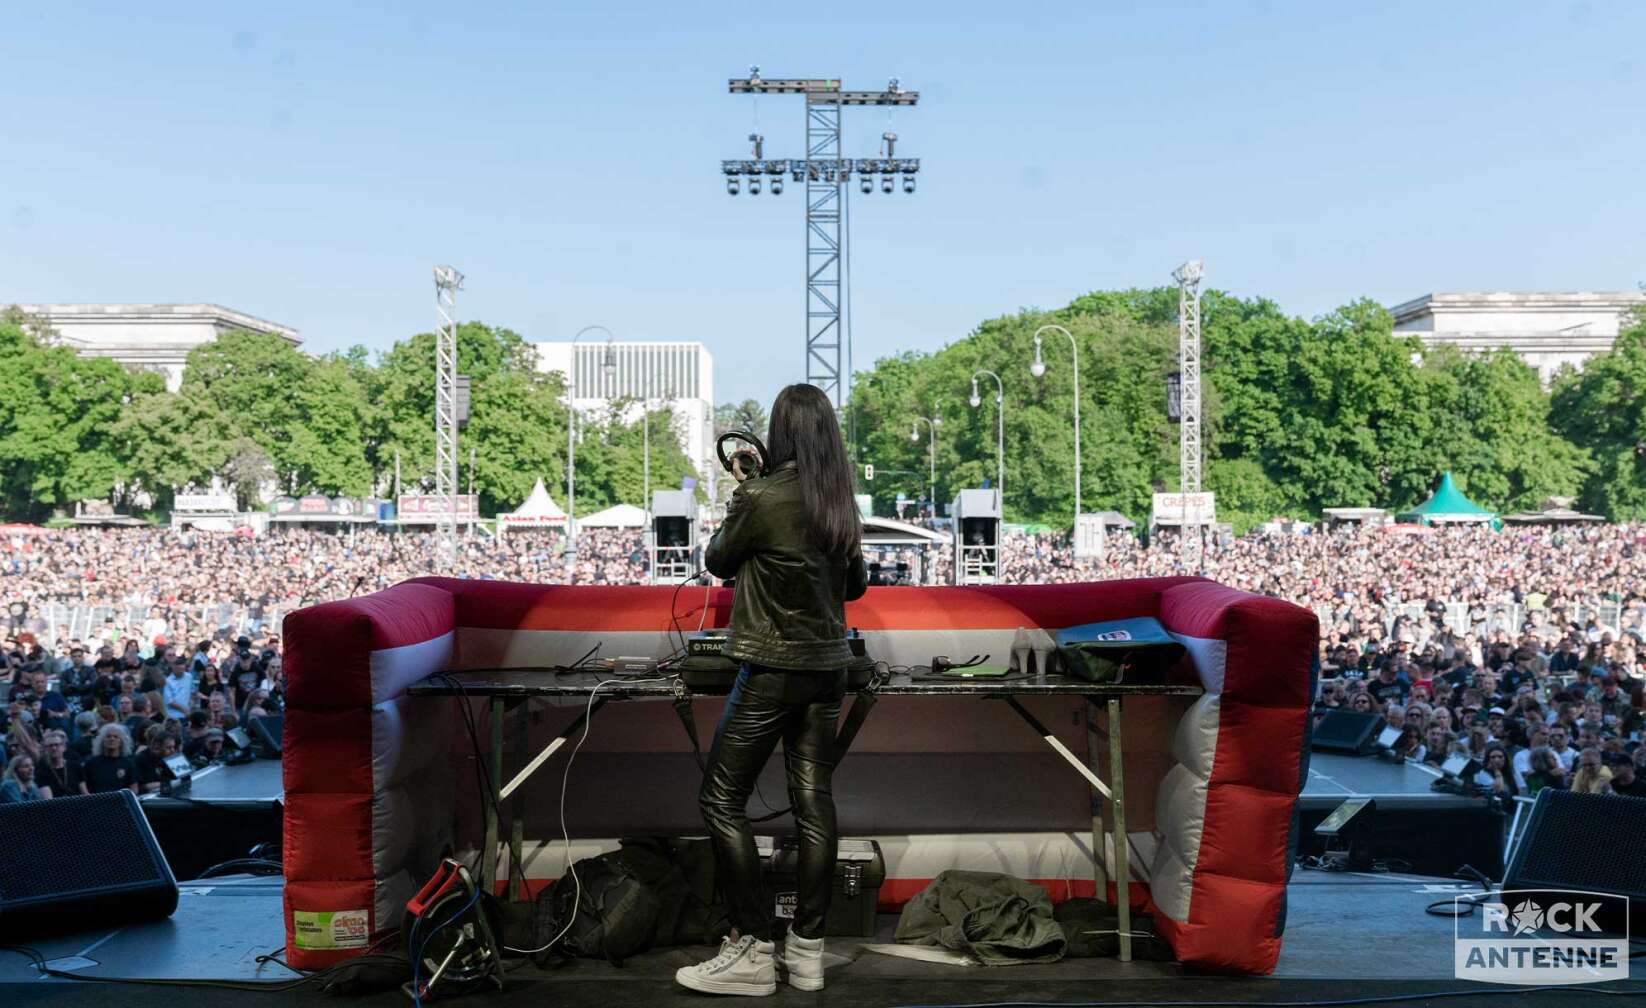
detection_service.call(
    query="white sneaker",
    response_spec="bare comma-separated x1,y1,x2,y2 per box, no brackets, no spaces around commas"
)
675,935,777,996
780,930,826,991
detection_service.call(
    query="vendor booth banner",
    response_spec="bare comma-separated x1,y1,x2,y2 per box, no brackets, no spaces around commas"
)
1151,492,1216,527
397,494,480,520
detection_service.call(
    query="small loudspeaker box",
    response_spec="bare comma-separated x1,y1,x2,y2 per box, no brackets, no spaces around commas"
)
0,790,179,938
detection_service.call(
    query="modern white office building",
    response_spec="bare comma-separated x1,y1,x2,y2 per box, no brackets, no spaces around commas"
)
12,303,301,392
533,340,716,482
1389,292,1646,382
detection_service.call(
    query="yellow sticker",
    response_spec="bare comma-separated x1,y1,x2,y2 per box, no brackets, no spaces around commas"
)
293,908,370,950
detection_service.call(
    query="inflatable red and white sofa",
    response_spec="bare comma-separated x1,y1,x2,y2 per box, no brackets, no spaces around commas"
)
281,575,1316,973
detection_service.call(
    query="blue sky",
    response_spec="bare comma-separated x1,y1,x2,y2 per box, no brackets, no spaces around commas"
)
3,1,1643,406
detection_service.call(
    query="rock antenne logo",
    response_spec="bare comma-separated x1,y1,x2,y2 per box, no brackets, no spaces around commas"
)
1455,889,1628,985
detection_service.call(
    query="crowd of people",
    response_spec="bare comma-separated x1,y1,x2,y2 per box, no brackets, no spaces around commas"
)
5,521,1644,804
3,628,283,801
1315,631,1646,799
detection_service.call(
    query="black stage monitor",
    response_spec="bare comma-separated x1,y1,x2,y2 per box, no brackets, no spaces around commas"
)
251,714,283,757
1504,789,1646,928
0,791,178,938
1311,710,1385,755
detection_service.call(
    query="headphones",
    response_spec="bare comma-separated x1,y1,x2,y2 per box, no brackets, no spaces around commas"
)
716,430,771,481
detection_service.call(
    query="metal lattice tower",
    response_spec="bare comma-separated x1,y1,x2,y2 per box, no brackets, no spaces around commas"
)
433,266,464,557
805,95,843,399
724,69,920,406
1172,260,1204,572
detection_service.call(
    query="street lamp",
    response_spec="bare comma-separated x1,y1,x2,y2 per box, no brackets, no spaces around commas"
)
911,414,938,515
969,370,1005,514
1031,324,1081,524
568,326,616,559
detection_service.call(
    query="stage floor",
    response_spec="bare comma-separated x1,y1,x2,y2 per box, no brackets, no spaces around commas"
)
1302,750,1455,802
138,755,285,804
6,754,1620,1004
8,869,1623,1007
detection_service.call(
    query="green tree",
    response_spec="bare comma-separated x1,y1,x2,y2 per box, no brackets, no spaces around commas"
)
369,321,540,495
108,388,233,512
851,307,1181,525
715,399,769,441
1551,317,1646,518
1421,346,1588,511
179,329,372,499
568,401,696,514
0,308,151,520
464,367,569,515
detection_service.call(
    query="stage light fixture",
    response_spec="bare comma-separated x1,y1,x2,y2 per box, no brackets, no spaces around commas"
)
903,175,915,193
880,175,893,194
750,177,762,195
727,178,739,196
770,177,783,194
860,177,872,194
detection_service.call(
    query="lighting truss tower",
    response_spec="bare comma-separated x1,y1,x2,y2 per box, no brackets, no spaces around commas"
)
1172,260,1204,573
433,265,464,557
724,68,920,406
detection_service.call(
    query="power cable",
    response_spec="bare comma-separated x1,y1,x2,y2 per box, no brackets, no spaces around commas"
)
500,674,675,957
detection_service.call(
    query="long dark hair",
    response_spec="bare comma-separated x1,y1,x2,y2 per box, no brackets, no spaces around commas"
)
764,384,861,556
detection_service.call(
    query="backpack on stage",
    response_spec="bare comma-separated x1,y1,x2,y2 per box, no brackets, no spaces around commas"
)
533,851,659,966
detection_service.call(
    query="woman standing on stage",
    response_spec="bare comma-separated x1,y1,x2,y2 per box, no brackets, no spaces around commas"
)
676,384,868,998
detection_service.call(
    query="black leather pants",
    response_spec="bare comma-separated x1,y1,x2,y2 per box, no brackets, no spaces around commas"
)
698,663,845,941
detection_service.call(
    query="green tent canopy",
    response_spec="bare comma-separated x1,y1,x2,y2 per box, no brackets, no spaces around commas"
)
1396,472,1500,529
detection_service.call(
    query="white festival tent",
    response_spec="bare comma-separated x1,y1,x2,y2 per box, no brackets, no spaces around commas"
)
497,479,567,533
576,503,648,528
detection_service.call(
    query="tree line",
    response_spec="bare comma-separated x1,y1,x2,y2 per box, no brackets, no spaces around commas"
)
841,288,1646,531
7,289,1643,531
0,308,695,522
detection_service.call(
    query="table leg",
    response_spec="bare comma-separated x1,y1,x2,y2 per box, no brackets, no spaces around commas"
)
1108,697,1131,963
481,695,503,897
1085,701,1109,908
510,698,529,902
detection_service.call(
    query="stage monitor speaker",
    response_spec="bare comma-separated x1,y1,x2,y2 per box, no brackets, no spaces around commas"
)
251,714,283,756
0,790,178,938
1504,790,1646,917
1311,709,1385,755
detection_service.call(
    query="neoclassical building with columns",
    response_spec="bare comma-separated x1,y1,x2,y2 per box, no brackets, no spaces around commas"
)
1389,291,1646,382
13,303,300,391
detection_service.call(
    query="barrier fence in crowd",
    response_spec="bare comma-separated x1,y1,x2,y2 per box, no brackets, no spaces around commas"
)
1311,601,1646,648
24,599,1643,654
15,603,291,644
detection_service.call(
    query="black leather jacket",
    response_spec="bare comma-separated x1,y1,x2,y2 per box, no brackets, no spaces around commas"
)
705,461,868,671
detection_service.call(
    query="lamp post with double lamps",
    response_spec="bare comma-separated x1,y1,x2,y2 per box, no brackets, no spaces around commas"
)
969,369,1005,514
1030,324,1081,524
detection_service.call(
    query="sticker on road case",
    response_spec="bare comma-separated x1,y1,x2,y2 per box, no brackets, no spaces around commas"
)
293,908,370,950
